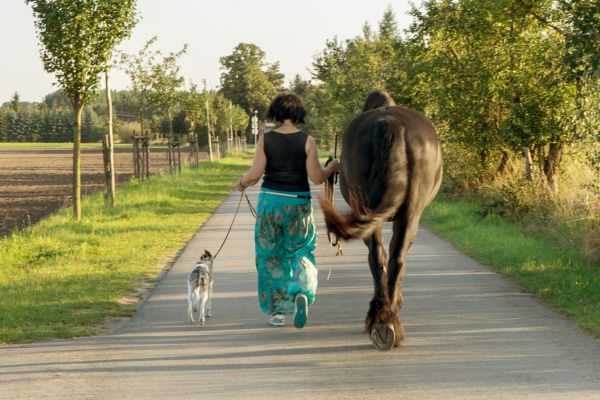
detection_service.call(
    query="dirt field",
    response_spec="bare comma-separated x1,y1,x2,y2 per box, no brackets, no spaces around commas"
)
0,146,205,237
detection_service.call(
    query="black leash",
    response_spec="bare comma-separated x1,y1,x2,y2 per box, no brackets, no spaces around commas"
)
244,190,257,218
213,191,256,260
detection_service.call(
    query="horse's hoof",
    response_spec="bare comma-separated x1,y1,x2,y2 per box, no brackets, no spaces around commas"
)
370,323,395,351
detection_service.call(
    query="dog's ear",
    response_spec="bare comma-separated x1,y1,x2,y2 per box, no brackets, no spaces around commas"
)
204,249,212,258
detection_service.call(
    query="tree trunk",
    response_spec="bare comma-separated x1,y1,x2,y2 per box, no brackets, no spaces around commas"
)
139,109,145,142
73,101,83,221
228,101,233,155
188,121,197,167
103,69,116,207
495,149,510,176
522,147,534,181
214,136,220,160
132,130,138,178
144,134,150,179
478,149,488,183
544,142,563,191
228,127,232,155
535,144,545,178
167,107,179,173
205,99,213,161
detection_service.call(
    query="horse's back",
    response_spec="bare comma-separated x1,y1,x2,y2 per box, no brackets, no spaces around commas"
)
346,106,437,145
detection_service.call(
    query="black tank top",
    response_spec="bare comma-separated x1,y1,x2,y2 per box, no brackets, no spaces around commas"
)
262,131,310,192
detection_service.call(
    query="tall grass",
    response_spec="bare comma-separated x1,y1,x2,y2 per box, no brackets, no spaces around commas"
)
0,153,252,344
477,151,600,263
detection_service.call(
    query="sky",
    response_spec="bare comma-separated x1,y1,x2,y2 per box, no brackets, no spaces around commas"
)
0,0,414,103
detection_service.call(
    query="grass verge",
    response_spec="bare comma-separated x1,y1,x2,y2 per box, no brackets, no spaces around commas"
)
0,153,252,344
422,195,600,338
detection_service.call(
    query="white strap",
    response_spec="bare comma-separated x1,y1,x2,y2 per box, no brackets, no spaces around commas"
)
261,190,302,198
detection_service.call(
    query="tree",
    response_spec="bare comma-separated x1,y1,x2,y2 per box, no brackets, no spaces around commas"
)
311,10,405,139
182,82,208,165
44,90,71,110
103,69,116,207
10,92,20,113
379,5,399,39
559,0,600,154
230,103,249,149
149,43,187,172
289,74,311,97
27,0,137,220
213,92,231,145
311,0,596,187
120,37,159,140
219,43,284,119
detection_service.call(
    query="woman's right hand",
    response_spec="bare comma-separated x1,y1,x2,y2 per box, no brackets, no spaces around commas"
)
325,159,339,178
328,159,340,171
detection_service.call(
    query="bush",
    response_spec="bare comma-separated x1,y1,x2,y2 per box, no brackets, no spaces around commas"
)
470,149,600,263
114,121,139,143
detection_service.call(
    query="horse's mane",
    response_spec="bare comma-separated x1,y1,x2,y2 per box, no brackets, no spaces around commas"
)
362,90,395,112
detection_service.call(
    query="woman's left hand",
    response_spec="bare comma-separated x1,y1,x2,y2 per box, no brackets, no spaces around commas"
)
235,177,245,192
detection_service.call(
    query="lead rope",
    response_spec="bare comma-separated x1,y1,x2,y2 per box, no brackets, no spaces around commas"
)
213,191,256,260
327,133,343,257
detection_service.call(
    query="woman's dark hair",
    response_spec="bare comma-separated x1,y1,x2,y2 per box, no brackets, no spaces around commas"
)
266,93,306,124
362,90,396,112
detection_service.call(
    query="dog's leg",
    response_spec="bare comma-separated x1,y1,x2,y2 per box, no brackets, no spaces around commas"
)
187,284,195,323
198,295,206,326
206,281,213,317
188,305,195,322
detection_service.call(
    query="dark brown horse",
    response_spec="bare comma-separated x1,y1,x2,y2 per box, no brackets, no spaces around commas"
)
320,91,442,350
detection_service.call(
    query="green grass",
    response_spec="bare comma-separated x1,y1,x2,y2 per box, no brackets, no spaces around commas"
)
0,152,252,344
422,195,600,337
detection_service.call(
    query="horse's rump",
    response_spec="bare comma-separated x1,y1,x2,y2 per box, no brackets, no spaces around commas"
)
320,106,440,240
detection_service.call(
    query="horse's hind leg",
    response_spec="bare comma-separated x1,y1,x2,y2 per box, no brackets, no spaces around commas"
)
386,211,422,347
364,224,396,350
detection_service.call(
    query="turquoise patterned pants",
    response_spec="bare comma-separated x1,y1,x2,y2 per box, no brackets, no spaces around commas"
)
255,189,318,316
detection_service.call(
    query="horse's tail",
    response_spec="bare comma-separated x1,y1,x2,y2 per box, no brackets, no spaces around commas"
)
320,195,379,240
320,120,402,240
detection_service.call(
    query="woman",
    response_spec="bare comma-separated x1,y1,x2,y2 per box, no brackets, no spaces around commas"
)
236,93,339,328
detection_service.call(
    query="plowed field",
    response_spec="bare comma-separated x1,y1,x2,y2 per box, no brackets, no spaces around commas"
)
0,146,203,236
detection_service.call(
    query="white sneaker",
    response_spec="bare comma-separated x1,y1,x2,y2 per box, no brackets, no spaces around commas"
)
269,314,285,326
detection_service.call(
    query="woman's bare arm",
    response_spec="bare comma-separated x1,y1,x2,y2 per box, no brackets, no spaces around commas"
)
305,135,338,185
236,134,267,191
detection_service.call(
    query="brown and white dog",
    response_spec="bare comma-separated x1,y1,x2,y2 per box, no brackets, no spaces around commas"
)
187,250,214,325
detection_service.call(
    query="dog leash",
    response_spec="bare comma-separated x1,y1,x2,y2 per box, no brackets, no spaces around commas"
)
213,191,256,260
244,190,257,218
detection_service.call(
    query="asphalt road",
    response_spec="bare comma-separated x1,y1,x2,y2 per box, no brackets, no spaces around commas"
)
1,185,599,399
